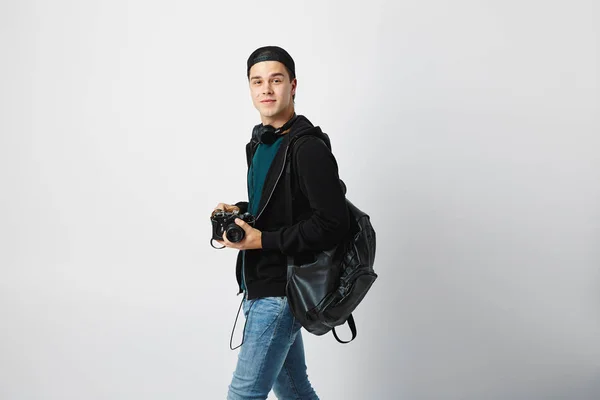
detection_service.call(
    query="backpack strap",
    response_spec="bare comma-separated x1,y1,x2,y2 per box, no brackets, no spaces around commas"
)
285,135,314,278
332,314,357,343
283,135,315,225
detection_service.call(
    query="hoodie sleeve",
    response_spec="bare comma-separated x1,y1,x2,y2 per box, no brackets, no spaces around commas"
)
261,136,350,254
234,201,248,213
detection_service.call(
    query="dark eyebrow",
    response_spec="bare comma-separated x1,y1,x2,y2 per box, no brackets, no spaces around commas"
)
250,72,285,80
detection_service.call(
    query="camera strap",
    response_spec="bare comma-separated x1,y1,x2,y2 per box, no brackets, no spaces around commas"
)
210,238,226,249
229,294,249,350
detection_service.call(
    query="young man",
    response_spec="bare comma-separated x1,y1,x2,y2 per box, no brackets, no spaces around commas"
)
214,46,349,400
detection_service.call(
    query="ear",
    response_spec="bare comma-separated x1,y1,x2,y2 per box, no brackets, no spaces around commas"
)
291,78,297,96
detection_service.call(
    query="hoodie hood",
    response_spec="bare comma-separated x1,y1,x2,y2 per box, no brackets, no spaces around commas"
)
287,115,332,150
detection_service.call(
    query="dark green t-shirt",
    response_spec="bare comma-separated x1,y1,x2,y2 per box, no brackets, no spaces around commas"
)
248,137,285,216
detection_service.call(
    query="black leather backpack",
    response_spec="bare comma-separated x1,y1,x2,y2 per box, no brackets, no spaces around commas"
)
284,134,377,343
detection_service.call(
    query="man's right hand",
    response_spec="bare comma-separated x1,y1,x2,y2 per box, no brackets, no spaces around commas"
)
213,203,240,215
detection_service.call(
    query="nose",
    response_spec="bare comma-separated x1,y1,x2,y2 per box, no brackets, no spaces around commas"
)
262,81,273,95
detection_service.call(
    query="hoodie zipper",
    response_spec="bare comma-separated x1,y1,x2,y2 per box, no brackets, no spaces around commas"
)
240,141,260,296
240,140,292,297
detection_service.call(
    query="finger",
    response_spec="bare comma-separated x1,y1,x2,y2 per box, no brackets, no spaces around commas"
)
216,203,233,211
212,205,224,216
235,218,251,232
222,231,237,248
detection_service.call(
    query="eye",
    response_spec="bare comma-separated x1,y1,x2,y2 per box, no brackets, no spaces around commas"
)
273,79,281,83
253,80,261,85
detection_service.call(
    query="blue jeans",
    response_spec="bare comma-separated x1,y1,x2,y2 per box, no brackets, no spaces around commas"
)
227,296,320,400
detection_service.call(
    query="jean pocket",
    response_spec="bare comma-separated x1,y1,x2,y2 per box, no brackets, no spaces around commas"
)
245,297,287,338
242,298,256,318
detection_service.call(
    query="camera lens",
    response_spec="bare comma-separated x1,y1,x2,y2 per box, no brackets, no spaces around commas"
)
226,224,245,243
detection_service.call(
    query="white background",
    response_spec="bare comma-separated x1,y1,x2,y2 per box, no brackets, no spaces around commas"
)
1,1,599,399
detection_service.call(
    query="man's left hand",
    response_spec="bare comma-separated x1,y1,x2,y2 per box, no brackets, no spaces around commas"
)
216,218,263,250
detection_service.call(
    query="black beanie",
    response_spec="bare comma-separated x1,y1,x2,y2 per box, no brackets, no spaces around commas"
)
247,46,295,80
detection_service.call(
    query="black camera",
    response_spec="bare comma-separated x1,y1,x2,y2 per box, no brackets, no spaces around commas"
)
211,209,256,248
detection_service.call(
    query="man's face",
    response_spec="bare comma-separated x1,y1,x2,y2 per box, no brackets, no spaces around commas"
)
248,61,296,122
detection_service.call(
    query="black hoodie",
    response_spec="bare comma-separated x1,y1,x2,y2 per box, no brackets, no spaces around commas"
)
234,115,350,299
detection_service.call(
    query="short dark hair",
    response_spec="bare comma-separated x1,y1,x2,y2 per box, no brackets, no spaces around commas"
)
247,46,295,80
